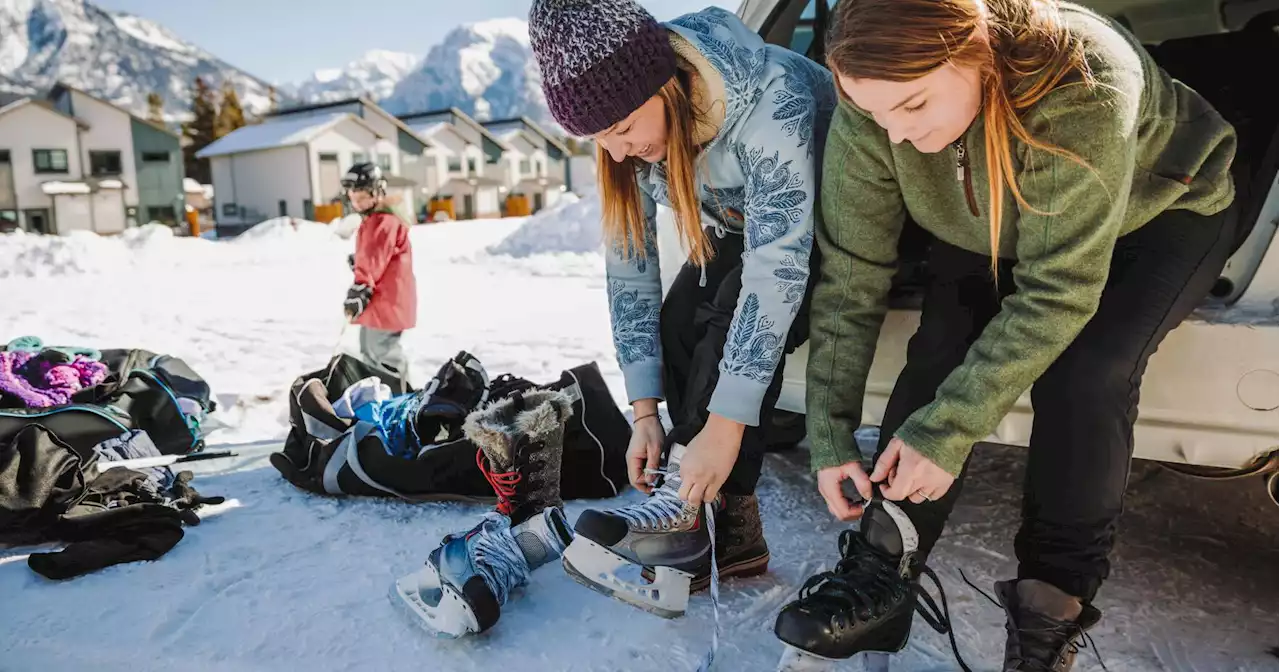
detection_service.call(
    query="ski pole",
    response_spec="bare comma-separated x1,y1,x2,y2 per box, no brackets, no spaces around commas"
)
96,449,238,472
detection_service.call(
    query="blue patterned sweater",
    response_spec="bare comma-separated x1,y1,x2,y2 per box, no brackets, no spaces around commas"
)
606,7,836,426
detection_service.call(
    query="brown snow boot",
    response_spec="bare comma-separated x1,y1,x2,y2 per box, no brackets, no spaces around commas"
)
997,579,1102,671
641,492,770,591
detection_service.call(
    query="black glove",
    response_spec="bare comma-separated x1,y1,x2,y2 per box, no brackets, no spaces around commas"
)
347,253,356,271
344,283,372,320
166,470,226,526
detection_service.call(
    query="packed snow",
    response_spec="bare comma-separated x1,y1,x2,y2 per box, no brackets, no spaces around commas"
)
0,214,1275,671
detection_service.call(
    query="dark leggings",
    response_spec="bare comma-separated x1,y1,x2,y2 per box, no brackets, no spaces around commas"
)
659,227,816,495
878,207,1237,601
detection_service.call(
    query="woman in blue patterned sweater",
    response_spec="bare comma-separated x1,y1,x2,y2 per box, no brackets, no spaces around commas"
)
530,0,837,594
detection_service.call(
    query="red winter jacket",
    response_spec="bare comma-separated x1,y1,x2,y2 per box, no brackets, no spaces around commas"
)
352,209,417,332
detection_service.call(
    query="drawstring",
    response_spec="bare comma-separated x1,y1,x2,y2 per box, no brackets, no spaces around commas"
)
699,266,707,288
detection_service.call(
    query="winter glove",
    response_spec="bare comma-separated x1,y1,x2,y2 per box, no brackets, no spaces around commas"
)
347,253,356,271
165,470,226,526
344,283,373,320
27,503,185,580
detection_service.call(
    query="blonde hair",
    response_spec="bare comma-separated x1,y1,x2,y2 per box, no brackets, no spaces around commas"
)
597,73,713,267
826,0,1095,270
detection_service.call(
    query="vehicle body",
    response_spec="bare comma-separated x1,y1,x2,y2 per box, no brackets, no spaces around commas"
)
654,0,1278,476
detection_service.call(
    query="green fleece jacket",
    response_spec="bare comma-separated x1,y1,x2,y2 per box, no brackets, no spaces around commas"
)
806,4,1236,475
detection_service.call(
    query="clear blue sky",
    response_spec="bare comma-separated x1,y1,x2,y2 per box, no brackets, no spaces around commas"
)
92,0,740,84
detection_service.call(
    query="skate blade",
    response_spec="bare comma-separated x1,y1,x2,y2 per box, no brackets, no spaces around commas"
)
388,564,480,639
561,536,691,619
776,647,890,672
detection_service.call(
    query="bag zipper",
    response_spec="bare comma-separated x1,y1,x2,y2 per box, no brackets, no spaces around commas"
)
954,139,980,217
0,404,130,432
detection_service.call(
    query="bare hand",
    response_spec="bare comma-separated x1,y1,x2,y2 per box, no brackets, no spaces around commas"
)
626,414,665,494
677,415,744,507
873,437,954,504
816,460,875,521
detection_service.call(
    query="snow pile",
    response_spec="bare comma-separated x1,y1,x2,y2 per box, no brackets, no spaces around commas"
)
0,224,200,279
234,216,345,244
486,193,602,258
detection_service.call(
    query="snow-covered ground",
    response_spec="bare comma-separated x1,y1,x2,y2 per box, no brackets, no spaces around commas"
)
0,209,1275,672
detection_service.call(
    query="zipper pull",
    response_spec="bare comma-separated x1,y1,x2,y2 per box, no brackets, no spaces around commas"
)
954,140,966,182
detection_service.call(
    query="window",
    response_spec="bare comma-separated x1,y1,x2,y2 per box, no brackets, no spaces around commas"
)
33,149,69,174
319,152,339,162
147,205,177,223
447,157,463,172
0,150,10,163
377,153,393,171
222,203,238,216
467,158,478,173
90,150,123,176
279,200,288,216
518,159,532,175
352,152,369,166
141,151,170,163
303,199,314,220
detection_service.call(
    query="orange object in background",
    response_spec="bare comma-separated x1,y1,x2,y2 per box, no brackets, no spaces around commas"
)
186,210,200,236
428,197,455,222
313,203,344,223
505,194,531,217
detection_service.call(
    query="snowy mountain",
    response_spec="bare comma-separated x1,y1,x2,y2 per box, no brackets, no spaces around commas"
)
380,18,555,129
0,0,282,120
281,50,420,105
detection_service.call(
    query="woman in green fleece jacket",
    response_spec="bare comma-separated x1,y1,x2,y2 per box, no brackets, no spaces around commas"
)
772,0,1238,669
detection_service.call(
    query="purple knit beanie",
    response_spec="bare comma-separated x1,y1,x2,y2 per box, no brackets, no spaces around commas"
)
529,0,678,137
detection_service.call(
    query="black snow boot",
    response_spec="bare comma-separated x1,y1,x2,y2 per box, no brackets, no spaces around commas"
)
463,389,573,525
773,497,971,669
996,579,1102,672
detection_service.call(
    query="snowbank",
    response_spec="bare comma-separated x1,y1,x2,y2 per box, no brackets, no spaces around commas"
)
486,193,602,258
0,224,202,279
234,216,346,244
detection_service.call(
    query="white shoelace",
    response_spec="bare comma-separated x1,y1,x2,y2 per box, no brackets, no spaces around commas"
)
638,467,721,671
468,512,532,606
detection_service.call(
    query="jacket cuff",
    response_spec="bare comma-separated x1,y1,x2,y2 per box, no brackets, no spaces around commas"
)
707,373,770,427
893,419,970,477
621,360,664,404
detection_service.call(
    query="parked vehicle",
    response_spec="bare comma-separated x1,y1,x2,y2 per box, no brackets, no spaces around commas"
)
655,0,1278,500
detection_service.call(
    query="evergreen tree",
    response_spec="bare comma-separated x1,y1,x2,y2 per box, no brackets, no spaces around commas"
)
182,77,218,184
214,81,247,139
146,92,165,124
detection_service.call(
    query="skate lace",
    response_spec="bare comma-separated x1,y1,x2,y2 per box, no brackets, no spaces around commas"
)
616,468,696,530
476,448,520,516
797,531,974,672
469,512,533,606
960,570,1108,672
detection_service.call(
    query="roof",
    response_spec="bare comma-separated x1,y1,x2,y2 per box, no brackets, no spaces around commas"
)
484,116,570,155
48,82,179,138
400,107,514,152
196,113,378,158
0,97,88,128
272,95,435,150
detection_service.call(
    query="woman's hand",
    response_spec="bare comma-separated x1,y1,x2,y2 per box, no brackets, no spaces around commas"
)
816,460,875,521
626,402,665,494
677,414,745,507
872,437,954,504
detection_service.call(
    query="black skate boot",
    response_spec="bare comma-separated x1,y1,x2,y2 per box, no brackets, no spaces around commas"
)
642,492,770,592
996,579,1102,672
562,443,715,618
390,389,576,638
773,497,970,671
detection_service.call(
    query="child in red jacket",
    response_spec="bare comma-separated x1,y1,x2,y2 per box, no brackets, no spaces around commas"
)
341,163,417,382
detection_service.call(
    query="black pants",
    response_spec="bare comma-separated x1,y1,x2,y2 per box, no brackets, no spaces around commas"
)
881,207,1237,602
660,227,816,495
